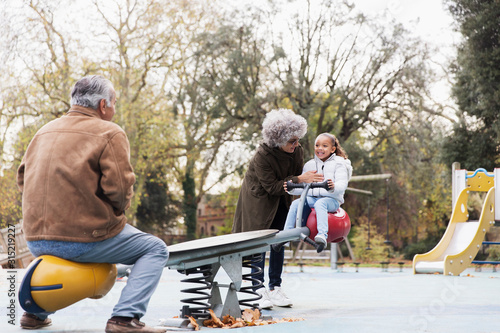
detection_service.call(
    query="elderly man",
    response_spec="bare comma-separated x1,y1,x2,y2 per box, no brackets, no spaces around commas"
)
17,75,168,333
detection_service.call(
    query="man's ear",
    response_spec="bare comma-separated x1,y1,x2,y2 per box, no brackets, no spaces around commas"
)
98,99,106,117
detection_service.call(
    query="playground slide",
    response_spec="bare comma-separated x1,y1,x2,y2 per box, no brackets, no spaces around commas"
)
413,186,495,276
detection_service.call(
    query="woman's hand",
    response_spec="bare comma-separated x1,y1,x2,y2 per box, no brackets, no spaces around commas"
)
297,170,324,183
283,181,288,192
327,179,335,190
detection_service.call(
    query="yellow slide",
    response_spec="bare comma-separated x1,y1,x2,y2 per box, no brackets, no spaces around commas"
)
413,170,496,276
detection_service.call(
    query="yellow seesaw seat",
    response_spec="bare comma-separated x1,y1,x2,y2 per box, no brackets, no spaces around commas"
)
19,255,117,314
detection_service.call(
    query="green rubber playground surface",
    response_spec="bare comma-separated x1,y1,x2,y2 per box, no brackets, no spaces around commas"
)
1,264,499,332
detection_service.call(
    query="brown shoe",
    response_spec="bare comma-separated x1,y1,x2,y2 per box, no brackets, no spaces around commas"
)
105,318,166,333
20,312,52,329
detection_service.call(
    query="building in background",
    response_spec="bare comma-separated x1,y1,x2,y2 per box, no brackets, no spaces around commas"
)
197,195,232,237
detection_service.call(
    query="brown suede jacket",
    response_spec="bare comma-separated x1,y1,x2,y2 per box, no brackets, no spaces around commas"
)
17,106,136,242
232,143,303,233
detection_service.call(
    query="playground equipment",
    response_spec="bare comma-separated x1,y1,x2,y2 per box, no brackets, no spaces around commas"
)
286,180,351,240
413,164,500,276
306,208,350,243
19,181,350,325
19,255,117,317
164,180,350,322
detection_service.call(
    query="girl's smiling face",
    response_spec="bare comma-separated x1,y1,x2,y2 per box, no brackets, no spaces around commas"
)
315,135,336,161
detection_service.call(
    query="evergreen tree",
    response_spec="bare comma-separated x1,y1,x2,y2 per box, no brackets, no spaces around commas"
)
136,172,181,235
442,0,500,169
183,169,197,240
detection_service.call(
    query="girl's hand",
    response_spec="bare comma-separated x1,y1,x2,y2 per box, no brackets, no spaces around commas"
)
283,181,288,192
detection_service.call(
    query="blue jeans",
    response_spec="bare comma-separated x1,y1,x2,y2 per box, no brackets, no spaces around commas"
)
252,196,287,291
284,197,340,238
28,224,168,319
252,247,284,291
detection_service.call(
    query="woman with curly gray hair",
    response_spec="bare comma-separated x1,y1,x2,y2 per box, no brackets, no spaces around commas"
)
232,108,323,310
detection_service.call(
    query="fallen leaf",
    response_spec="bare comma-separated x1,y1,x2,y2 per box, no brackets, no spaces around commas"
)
252,308,261,321
203,319,214,327
241,309,254,323
187,316,199,331
208,309,224,327
222,315,235,325
200,309,305,329
230,321,245,328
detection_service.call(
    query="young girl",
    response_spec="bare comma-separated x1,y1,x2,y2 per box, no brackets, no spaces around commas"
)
279,133,352,252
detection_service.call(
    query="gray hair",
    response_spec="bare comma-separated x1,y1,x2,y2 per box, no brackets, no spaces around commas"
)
262,108,307,147
70,75,115,110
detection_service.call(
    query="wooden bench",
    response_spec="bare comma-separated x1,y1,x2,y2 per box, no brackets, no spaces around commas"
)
0,223,34,269
380,261,389,272
296,249,331,272
398,261,405,272
298,249,331,261
353,262,360,272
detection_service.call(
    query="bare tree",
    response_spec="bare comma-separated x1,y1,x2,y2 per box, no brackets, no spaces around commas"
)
169,19,273,238
268,0,442,157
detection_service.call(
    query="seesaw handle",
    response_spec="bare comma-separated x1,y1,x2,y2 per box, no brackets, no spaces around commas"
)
286,180,329,190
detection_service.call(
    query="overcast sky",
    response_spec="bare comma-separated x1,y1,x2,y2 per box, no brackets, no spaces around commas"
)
354,0,459,45
355,0,460,105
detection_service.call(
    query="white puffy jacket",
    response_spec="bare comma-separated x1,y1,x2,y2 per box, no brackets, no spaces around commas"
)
288,154,353,204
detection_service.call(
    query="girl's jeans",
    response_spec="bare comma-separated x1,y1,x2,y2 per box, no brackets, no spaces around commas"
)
28,224,168,320
284,196,340,237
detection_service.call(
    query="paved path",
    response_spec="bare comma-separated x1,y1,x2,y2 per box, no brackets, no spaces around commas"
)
1,265,499,332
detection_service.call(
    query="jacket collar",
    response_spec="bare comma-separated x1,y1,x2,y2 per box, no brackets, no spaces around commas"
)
67,105,102,119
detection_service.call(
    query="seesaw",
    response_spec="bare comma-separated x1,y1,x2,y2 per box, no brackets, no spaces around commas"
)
19,181,351,326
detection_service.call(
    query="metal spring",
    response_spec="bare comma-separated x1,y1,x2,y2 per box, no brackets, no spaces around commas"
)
238,253,264,309
178,265,213,320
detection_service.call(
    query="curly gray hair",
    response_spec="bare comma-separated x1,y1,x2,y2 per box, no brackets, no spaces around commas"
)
262,108,307,147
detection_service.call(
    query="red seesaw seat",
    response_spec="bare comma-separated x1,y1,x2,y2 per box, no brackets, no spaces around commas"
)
306,208,351,243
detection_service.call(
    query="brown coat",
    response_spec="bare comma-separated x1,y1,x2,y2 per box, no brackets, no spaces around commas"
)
232,143,304,233
17,106,136,242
